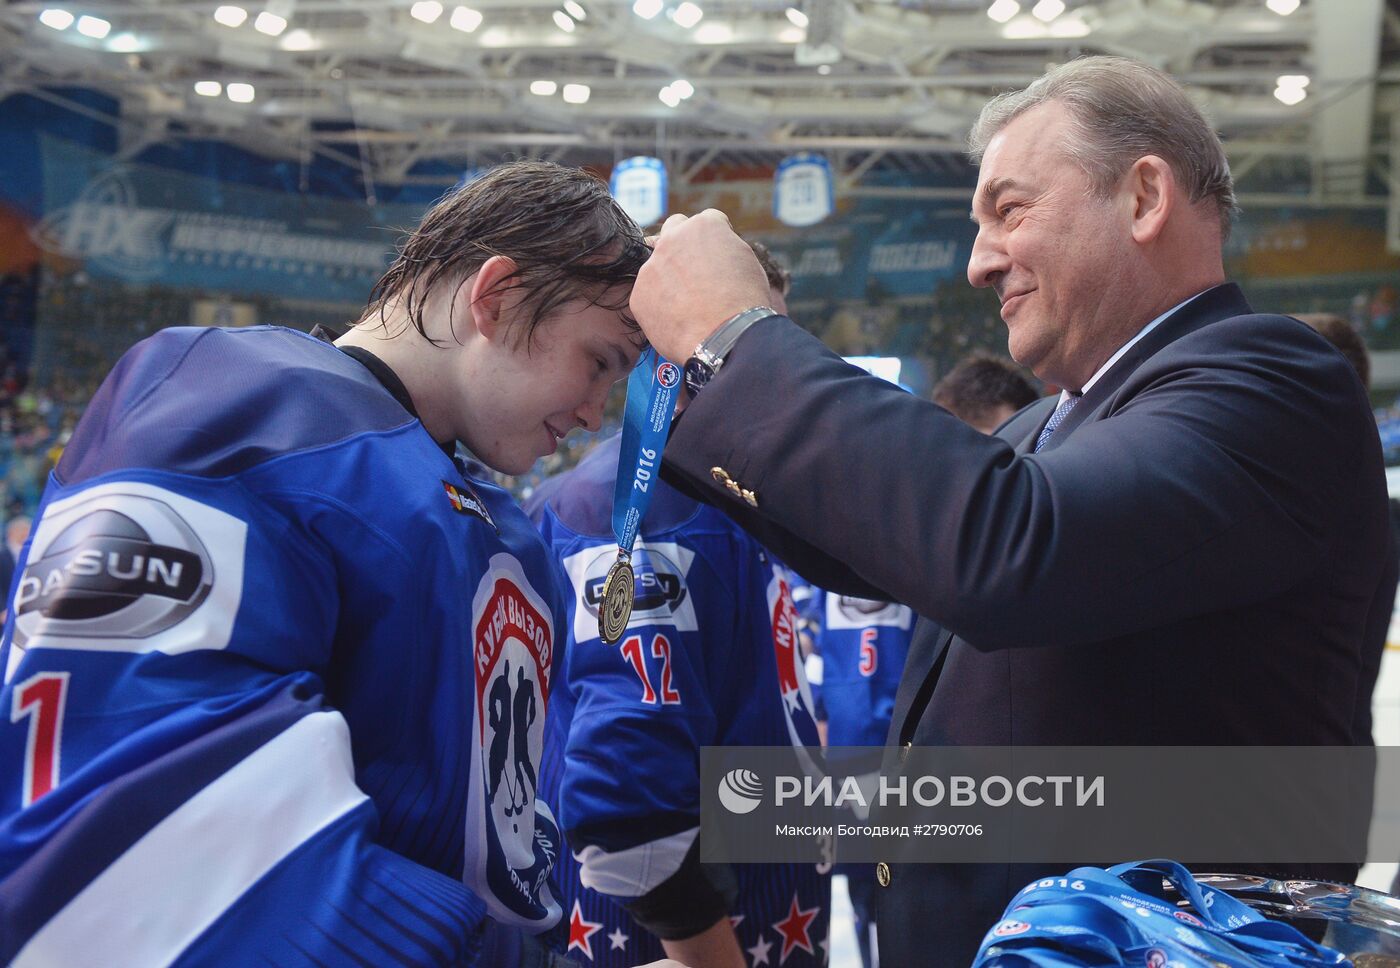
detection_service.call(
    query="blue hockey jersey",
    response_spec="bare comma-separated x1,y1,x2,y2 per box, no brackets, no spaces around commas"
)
814,592,914,749
527,434,830,967
0,326,562,967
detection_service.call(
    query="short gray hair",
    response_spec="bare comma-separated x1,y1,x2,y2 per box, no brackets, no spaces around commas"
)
968,56,1236,239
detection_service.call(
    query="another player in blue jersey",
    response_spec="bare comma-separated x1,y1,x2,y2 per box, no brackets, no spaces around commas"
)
0,161,654,967
526,246,831,968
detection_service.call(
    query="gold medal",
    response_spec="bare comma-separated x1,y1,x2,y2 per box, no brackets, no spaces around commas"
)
599,555,635,644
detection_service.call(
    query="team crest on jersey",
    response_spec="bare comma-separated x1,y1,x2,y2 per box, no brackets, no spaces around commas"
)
9,481,247,665
767,570,821,749
563,541,698,643
442,479,496,531
466,553,560,929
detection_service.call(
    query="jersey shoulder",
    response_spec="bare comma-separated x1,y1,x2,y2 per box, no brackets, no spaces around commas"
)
58,326,416,485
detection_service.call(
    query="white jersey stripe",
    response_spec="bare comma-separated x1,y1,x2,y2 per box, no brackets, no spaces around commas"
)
14,711,369,968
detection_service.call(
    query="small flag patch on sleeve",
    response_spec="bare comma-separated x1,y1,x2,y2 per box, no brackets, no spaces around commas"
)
442,480,496,531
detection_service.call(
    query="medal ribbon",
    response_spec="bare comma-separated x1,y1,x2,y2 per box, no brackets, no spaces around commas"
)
611,347,682,556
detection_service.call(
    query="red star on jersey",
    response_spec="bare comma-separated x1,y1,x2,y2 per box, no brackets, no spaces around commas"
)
567,899,604,961
772,894,819,963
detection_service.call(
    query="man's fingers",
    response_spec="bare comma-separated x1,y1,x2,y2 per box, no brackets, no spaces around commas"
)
695,208,734,229
659,213,690,235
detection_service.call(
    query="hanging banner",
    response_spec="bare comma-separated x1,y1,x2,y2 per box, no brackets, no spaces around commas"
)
609,156,668,228
773,153,834,227
32,137,416,302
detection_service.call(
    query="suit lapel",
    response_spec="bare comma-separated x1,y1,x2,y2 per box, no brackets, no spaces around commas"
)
888,619,951,745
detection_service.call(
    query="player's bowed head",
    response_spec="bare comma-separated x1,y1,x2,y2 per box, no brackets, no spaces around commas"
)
337,160,650,475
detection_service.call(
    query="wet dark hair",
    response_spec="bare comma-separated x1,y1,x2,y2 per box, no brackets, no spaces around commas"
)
362,160,649,347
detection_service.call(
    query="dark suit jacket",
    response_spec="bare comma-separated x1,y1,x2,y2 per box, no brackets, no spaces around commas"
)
660,284,1391,967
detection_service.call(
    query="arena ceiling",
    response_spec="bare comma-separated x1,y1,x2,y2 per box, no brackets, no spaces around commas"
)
1,0,1395,210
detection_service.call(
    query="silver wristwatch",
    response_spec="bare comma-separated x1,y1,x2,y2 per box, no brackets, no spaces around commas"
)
682,306,780,398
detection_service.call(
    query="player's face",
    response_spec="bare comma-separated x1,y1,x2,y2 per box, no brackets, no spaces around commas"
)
465,294,642,476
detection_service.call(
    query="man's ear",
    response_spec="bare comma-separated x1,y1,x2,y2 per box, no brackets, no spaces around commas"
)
1127,155,1174,246
466,255,520,341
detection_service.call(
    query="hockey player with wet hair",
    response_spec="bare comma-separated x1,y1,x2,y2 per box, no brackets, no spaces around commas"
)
0,161,685,967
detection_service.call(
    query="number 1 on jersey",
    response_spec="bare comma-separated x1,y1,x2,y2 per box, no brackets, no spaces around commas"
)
11,671,70,807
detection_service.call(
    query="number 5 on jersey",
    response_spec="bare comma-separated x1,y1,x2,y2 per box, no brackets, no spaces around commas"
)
859,628,878,677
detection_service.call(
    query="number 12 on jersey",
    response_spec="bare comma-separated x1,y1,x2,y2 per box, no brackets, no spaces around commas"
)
620,633,682,705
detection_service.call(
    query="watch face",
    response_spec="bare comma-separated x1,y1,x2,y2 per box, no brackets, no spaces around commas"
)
684,357,713,397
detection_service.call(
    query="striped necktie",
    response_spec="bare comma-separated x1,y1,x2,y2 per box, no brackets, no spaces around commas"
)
1034,393,1081,452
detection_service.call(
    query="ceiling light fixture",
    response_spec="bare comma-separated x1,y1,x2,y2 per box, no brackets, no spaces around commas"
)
213,5,248,27
195,80,223,97
38,8,75,30
673,2,703,28
564,0,587,21
1274,74,1309,105
553,10,576,31
562,82,590,104
450,6,482,31
530,79,558,95
282,28,317,50
254,11,287,35
410,1,443,23
785,7,808,27
987,0,1020,23
1031,0,1064,21
1266,0,1300,15
227,82,256,103
632,0,663,18
76,14,111,38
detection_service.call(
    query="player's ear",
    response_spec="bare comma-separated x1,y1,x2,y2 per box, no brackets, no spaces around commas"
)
467,256,520,342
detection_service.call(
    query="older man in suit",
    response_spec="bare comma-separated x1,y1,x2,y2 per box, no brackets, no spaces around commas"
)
628,56,1391,967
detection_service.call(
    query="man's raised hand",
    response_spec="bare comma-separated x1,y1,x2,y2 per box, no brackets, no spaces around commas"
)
629,210,774,363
